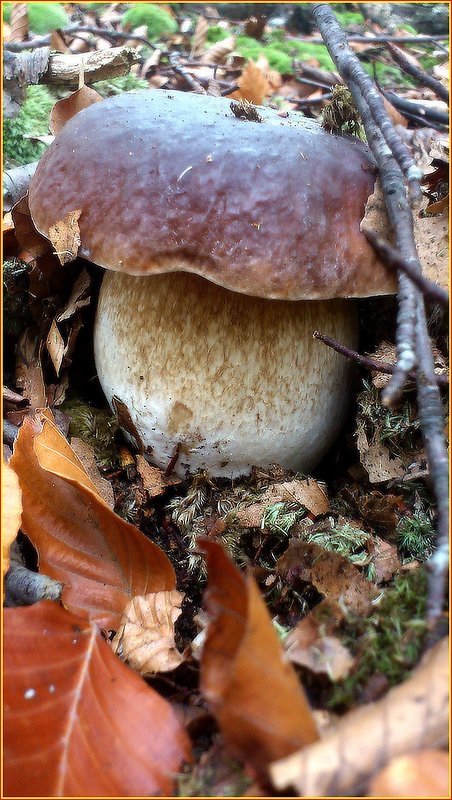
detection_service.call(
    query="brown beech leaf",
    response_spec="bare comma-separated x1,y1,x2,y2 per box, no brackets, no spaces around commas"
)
2,464,22,575
284,600,354,680
48,208,82,266
136,454,181,497
10,2,28,43
10,414,175,629
270,637,449,796
199,539,319,777
111,590,185,675
367,749,449,797
200,35,236,65
70,437,115,509
12,194,50,259
230,60,270,105
236,479,329,527
277,539,376,616
4,601,191,796
49,85,103,135
191,14,209,57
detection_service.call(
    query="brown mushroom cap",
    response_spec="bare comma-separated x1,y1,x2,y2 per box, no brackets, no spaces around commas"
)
28,89,395,300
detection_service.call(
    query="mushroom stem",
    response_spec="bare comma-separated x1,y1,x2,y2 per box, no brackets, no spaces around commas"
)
94,271,358,478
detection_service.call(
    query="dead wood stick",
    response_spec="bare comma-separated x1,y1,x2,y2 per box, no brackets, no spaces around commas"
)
4,540,63,607
313,331,448,387
386,42,449,105
364,230,449,308
6,45,139,88
3,161,38,211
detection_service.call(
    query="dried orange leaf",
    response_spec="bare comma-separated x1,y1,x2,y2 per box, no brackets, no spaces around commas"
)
368,749,449,797
284,603,354,680
200,539,319,777
356,420,406,483
231,60,270,105
10,2,28,43
200,35,236,65
4,601,191,796
48,208,82,266
271,637,449,796
49,85,103,135
277,539,375,615
2,464,22,575
70,437,115,508
10,414,175,629
112,590,185,675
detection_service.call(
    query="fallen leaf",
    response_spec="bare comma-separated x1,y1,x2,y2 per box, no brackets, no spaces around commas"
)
46,318,65,375
4,601,191,796
70,437,115,508
12,194,50,259
191,15,209,57
277,539,375,615
48,209,82,266
370,535,400,584
2,464,22,575
112,590,185,675
49,85,103,135
199,539,319,777
356,420,406,483
10,2,28,43
10,414,175,629
56,268,91,322
270,637,449,796
230,60,270,105
136,454,181,497
15,327,47,412
200,35,236,64
236,479,329,527
367,749,449,797
414,211,449,291
284,607,354,681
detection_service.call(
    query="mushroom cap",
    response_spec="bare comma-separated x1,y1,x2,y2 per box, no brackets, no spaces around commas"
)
28,89,395,300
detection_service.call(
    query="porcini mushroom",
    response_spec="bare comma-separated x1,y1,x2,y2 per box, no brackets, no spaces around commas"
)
28,90,395,478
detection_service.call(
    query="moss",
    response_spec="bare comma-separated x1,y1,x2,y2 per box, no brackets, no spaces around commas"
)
122,3,178,40
396,513,436,561
328,568,428,710
235,36,293,73
3,85,55,166
93,73,150,98
334,10,365,27
3,2,69,34
264,35,336,71
206,25,229,44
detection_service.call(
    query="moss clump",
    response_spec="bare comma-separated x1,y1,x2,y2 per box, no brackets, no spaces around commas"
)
396,513,436,561
235,36,293,73
3,85,55,166
3,2,69,34
264,33,336,71
93,73,150,98
329,568,428,710
334,10,365,27
206,25,229,44
122,3,178,40
60,400,119,469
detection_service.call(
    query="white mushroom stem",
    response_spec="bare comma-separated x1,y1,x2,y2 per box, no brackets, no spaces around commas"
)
94,271,358,479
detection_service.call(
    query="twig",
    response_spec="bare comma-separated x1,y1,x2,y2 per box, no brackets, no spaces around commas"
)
3,161,38,211
4,541,63,607
386,42,449,105
4,24,158,51
363,230,449,308
3,420,19,448
168,52,206,94
383,91,449,128
313,331,448,387
312,4,448,626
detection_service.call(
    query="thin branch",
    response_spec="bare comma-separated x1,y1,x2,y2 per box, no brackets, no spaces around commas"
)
312,4,448,627
168,53,206,94
386,42,449,105
384,91,449,128
4,24,158,51
313,331,448,387
363,230,449,308
3,420,19,448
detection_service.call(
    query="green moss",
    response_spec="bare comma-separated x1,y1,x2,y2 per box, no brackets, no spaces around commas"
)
396,513,436,561
334,10,365,27
3,2,69,34
206,25,229,44
122,3,178,40
263,35,336,71
235,36,293,74
93,73,149,98
329,569,428,710
3,85,55,166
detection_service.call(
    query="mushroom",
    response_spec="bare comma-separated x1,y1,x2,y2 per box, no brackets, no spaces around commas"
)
28,90,395,478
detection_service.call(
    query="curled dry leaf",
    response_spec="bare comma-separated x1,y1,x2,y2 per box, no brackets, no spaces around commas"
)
199,539,319,777
10,413,176,629
48,209,82,266
230,60,270,105
370,535,400,584
284,600,354,680
2,464,22,575
49,85,103,135
356,420,406,483
4,601,191,797
112,590,185,675
70,437,115,509
367,749,449,798
270,637,449,796
200,35,236,65
10,2,28,43
191,15,209,58
236,478,329,527
136,454,181,497
277,539,376,616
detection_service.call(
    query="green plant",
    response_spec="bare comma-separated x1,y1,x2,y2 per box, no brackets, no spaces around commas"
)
329,568,428,710
206,25,229,44
3,85,55,166
235,36,293,73
396,513,436,561
334,10,365,27
122,3,177,40
93,74,150,97
3,2,69,34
